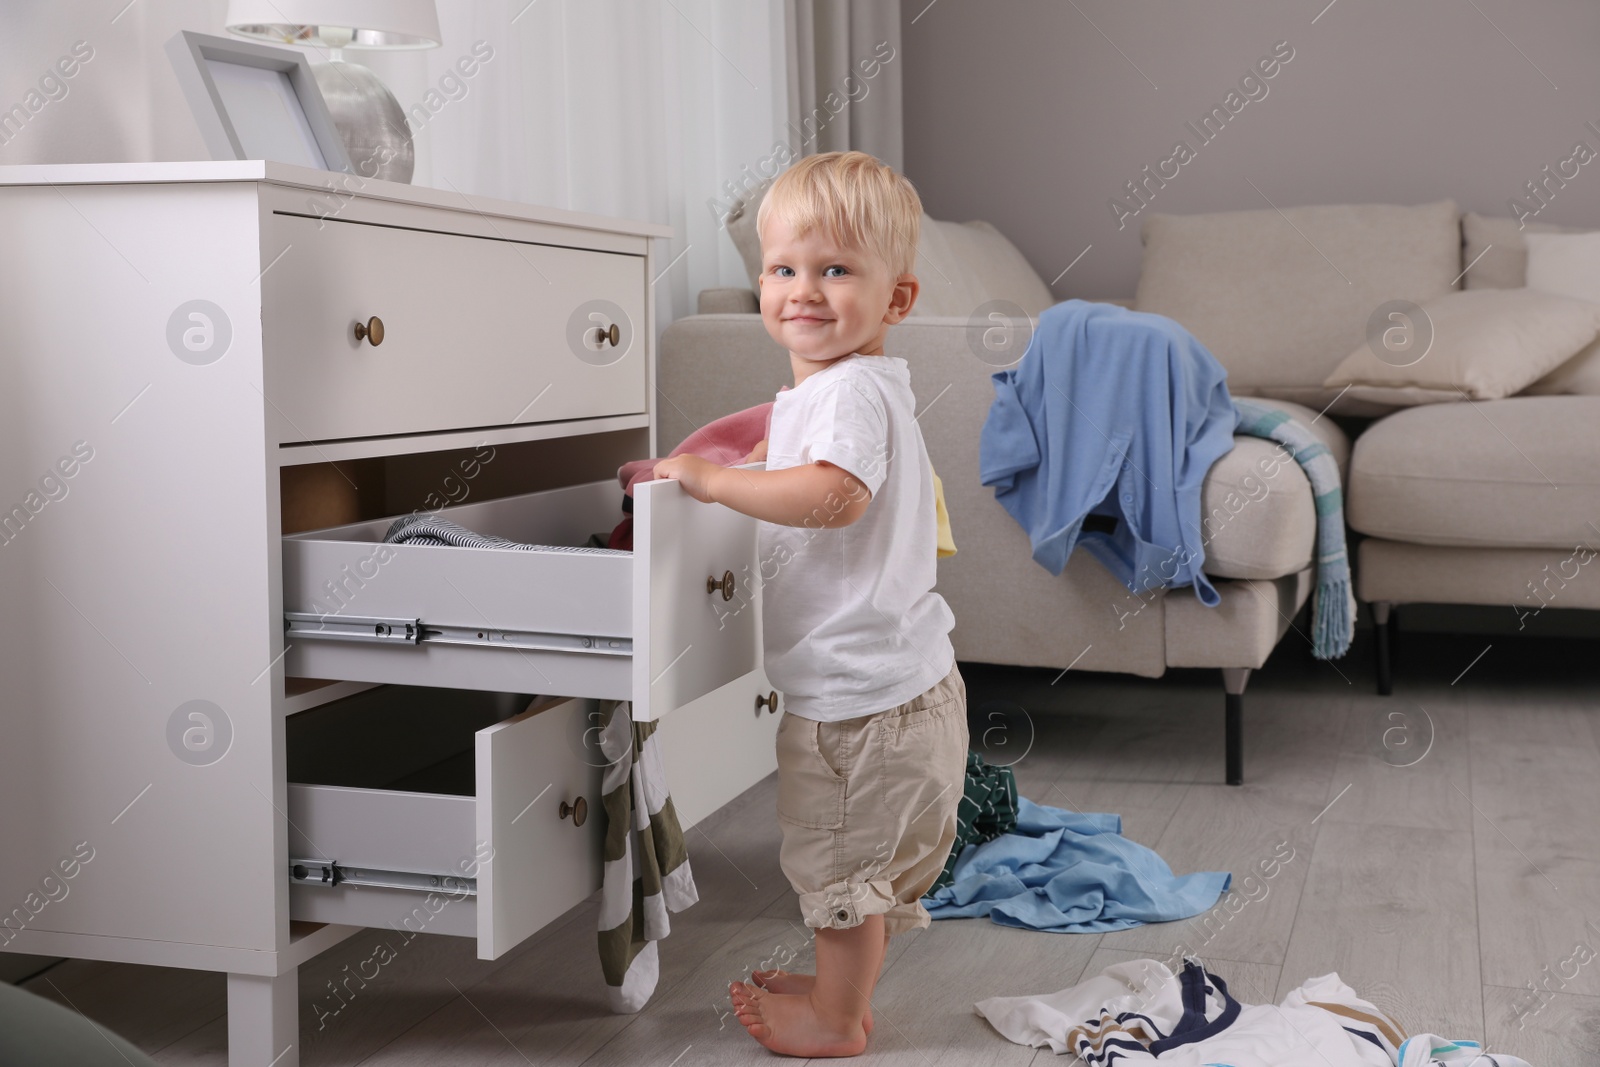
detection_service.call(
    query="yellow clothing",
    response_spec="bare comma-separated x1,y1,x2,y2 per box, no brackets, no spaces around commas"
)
932,468,957,558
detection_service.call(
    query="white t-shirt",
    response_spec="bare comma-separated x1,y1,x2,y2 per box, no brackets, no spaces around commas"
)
758,354,956,721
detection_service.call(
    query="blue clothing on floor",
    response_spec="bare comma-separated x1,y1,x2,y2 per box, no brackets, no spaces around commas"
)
978,299,1238,606
922,798,1231,933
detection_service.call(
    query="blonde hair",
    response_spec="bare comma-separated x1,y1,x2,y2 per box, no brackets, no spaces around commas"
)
756,151,922,276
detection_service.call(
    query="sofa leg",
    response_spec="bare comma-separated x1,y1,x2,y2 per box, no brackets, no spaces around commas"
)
1372,601,1394,697
1222,668,1250,786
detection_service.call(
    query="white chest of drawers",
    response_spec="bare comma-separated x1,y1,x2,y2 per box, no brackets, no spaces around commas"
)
0,161,780,1066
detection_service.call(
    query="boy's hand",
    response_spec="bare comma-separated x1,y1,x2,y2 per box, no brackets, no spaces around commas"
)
742,438,768,464
652,454,720,503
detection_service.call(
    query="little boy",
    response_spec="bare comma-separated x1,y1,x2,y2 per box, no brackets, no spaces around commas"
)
653,151,967,1057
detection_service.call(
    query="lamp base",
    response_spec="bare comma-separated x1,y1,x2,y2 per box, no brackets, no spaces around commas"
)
310,60,414,183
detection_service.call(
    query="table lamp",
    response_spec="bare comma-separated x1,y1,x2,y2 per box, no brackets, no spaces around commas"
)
224,0,441,182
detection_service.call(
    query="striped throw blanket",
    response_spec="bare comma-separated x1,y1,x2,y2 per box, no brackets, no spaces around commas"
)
383,514,629,554
1231,398,1355,659
595,700,697,1013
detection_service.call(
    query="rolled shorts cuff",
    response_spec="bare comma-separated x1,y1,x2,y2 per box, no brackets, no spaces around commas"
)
797,877,930,934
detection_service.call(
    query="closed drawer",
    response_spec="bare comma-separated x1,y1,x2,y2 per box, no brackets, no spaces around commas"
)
287,689,605,960
263,213,647,443
655,669,782,831
283,477,758,721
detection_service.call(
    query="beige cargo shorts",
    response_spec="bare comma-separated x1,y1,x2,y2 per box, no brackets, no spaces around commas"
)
774,663,968,935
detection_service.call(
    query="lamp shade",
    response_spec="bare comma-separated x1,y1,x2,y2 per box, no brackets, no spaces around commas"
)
224,0,441,49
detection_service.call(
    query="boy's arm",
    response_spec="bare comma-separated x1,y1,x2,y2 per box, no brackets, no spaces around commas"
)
651,454,870,528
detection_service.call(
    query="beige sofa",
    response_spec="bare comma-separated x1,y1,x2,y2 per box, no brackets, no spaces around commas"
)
658,193,1600,782
1350,212,1600,693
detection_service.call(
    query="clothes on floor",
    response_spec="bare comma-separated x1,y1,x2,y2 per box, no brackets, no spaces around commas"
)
383,514,628,554
975,957,1533,1067
1233,396,1356,658
978,299,1238,607
1397,1035,1529,1066
760,355,956,721
595,700,697,1013
926,750,1018,895
776,663,968,936
922,797,1230,933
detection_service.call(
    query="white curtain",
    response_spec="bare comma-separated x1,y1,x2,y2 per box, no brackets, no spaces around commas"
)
0,0,901,327
358,0,792,328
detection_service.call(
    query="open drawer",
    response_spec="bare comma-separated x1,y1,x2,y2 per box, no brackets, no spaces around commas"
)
286,687,605,960
282,477,758,721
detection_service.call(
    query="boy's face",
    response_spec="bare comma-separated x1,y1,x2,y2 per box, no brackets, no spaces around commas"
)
757,216,919,372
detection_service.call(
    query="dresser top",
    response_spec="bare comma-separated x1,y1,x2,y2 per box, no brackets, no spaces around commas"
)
0,160,673,239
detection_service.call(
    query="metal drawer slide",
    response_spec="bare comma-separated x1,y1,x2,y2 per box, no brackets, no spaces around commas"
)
289,856,476,897
284,612,632,656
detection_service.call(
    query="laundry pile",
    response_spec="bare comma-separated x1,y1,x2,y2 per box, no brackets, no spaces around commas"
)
926,749,1020,895
923,796,1230,933
977,957,1530,1066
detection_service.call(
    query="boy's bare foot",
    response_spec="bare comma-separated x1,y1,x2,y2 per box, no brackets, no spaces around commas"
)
750,969,873,1034
729,981,868,1057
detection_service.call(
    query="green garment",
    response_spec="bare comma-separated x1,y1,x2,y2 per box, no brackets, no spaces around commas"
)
927,750,1018,895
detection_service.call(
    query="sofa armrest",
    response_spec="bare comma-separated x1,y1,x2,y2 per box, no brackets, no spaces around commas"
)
697,287,760,315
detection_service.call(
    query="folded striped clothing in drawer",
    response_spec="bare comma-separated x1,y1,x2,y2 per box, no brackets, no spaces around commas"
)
383,514,630,554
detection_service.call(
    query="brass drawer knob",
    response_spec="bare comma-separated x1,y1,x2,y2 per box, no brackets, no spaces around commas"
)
591,322,620,347
559,796,588,827
755,690,778,716
706,570,735,601
354,316,385,346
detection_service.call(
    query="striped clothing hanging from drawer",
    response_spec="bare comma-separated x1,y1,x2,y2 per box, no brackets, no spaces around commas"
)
595,700,698,1013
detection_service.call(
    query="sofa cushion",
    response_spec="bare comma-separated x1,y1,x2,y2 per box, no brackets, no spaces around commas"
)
1523,338,1600,396
1322,288,1600,405
722,181,767,292
935,219,1057,317
1200,398,1350,581
1461,210,1590,290
1357,541,1600,613
697,287,761,315
719,175,1053,318
1517,231,1600,395
908,216,990,316
1348,396,1600,549
1134,200,1460,415
1525,230,1600,299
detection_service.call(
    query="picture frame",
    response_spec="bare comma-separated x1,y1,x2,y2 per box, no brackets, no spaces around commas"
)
165,29,353,174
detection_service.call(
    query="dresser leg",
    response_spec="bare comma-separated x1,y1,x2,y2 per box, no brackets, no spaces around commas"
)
228,969,298,1067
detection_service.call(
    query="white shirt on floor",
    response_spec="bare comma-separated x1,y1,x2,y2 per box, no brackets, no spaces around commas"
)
758,354,955,722
975,957,1532,1067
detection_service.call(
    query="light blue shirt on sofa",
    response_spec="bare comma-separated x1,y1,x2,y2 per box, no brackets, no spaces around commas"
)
978,299,1238,607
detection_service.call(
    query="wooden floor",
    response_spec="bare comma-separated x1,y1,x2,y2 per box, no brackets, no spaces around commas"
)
15,629,1600,1065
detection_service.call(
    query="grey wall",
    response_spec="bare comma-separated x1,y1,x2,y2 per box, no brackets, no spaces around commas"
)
901,0,1600,299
